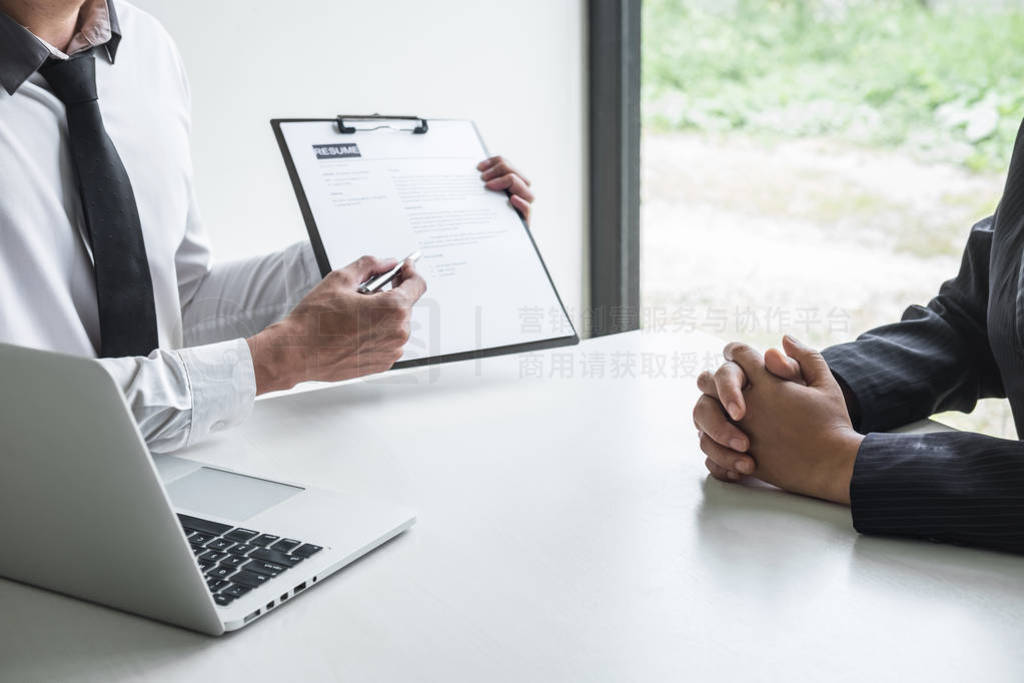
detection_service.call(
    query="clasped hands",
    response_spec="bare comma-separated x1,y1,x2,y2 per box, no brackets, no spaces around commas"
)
692,336,863,504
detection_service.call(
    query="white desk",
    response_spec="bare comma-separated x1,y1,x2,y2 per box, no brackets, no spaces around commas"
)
3,331,1024,682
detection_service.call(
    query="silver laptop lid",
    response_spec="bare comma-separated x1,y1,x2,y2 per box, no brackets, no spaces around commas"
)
0,343,223,635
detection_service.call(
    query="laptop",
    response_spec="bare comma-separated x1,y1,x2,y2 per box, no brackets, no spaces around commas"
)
0,342,415,635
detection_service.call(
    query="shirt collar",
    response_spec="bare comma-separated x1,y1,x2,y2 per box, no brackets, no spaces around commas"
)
0,0,121,96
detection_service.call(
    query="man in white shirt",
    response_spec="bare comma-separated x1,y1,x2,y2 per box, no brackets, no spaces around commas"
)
0,0,535,452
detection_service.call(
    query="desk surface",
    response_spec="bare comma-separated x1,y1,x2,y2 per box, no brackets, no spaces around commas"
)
3,331,1024,682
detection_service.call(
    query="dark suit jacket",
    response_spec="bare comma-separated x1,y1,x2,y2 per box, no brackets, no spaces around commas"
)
822,123,1024,554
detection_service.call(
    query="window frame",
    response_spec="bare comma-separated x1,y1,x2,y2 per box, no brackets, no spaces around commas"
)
587,0,642,337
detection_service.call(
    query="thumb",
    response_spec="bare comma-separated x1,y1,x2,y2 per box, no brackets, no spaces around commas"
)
781,335,831,387
764,347,804,383
338,255,398,286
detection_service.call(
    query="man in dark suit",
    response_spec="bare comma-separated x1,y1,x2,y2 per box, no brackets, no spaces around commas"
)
692,125,1024,555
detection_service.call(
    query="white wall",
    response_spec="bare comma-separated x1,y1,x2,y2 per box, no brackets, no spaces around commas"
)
131,0,587,327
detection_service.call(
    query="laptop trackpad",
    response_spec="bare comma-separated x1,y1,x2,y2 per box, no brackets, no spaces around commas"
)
165,466,303,522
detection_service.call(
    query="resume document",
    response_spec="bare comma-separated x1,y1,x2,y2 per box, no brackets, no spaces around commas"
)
276,119,576,364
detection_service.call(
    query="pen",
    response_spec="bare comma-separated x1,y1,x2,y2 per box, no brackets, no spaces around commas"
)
358,251,422,294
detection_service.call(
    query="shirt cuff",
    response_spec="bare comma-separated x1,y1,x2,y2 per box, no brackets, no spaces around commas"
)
176,337,256,447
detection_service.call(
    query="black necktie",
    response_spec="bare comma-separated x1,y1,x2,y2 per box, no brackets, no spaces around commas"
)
40,50,158,358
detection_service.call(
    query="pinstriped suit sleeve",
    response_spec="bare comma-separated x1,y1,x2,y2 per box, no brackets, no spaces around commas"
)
849,432,1024,554
822,215,1004,433
821,215,1024,554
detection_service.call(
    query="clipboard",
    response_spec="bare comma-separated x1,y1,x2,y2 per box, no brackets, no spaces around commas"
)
270,114,579,370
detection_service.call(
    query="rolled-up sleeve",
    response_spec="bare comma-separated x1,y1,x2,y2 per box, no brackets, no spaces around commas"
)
97,337,256,453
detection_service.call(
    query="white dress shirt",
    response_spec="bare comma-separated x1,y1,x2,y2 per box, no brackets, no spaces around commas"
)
0,1,322,452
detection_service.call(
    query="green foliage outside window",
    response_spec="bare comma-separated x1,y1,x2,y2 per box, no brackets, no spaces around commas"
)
644,0,1024,172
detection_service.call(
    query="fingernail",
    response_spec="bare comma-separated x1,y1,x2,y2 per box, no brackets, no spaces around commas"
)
736,459,753,474
729,438,746,452
726,471,739,481
785,334,801,345
727,403,741,421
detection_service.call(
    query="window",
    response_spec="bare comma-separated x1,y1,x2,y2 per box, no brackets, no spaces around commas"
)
639,0,1022,437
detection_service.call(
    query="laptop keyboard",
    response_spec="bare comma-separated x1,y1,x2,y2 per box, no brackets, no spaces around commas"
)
177,514,323,607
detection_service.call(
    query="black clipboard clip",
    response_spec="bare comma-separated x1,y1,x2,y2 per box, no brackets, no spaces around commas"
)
336,114,429,135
